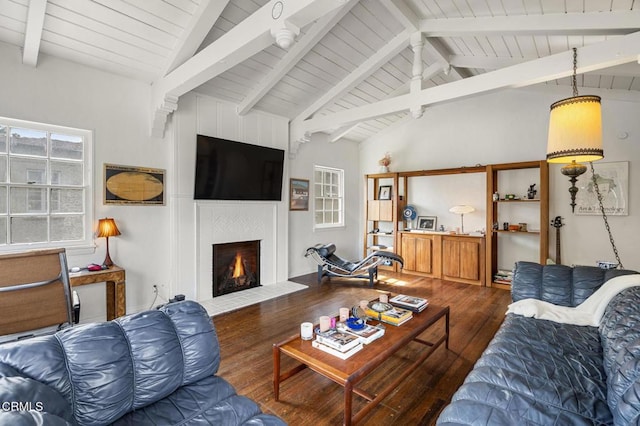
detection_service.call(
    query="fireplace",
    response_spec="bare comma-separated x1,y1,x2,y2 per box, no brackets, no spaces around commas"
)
212,240,260,297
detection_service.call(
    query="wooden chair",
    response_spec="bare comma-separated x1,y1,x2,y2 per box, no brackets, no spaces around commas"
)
0,248,75,340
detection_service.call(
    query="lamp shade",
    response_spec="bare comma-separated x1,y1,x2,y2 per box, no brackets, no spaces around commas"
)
97,218,121,238
449,205,475,215
547,95,604,164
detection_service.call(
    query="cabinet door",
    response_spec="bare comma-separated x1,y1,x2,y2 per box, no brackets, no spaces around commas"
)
415,237,432,273
402,236,416,271
379,200,393,221
459,241,480,280
442,239,460,278
401,235,433,273
367,200,380,221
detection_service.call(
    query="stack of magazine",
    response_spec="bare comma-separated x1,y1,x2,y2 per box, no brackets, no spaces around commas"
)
337,322,385,344
365,304,413,326
389,294,429,312
312,327,363,359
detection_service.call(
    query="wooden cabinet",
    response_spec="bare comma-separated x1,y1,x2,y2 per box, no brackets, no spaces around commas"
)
399,232,485,286
367,200,393,221
442,235,485,285
401,233,438,275
486,161,549,289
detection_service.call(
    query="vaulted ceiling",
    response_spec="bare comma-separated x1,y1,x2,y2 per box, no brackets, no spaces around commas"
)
2,0,639,146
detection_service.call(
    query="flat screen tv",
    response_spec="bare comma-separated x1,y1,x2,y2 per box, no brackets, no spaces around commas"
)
194,135,285,201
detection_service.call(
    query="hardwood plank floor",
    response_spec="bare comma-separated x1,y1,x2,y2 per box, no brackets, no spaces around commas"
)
213,271,512,425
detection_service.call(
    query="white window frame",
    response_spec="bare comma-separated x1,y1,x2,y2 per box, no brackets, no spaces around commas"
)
0,116,93,252
313,165,344,229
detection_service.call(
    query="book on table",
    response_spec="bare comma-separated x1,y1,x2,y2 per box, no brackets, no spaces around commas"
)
314,328,361,352
338,322,385,344
389,294,428,312
365,305,413,326
311,339,363,360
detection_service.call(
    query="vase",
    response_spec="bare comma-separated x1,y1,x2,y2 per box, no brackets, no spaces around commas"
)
379,166,389,173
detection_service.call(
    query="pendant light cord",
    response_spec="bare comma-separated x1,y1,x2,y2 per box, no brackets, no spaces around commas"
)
571,47,578,97
589,162,624,269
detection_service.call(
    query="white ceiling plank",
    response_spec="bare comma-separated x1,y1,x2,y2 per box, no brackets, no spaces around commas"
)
163,0,230,75
300,31,640,135
152,0,350,136
420,11,640,37
423,38,464,80
237,0,360,115
22,0,46,66
292,30,409,124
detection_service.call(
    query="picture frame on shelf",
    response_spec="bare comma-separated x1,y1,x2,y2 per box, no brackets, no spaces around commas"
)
417,216,437,231
378,185,392,200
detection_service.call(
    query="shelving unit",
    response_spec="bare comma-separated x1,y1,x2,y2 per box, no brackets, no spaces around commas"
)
363,172,406,271
486,161,549,289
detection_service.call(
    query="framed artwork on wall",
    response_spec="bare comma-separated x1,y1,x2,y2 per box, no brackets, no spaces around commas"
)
104,163,165,205
290,178,309,211
417,216,437,231
575,161,629,215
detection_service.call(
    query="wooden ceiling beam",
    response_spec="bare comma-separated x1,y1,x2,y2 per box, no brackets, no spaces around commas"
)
22,0,47,67
237,0,359,116
420,11,640,37
300,31,640,135
162,0,230,76
150,0,348,137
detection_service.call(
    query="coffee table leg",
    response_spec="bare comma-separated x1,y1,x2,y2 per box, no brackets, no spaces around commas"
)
273,344,281,401
344,380,353,426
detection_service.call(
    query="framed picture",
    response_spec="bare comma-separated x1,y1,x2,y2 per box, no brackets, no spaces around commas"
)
417,216,437,231
378,185,392,200
289,178,309,211
575,161,629,215
104,163,165,205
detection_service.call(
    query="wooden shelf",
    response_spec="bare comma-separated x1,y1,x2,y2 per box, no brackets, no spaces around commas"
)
493,230,540,234
494,199,540,203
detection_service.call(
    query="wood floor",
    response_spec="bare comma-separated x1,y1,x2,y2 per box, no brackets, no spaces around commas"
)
213,271,512,425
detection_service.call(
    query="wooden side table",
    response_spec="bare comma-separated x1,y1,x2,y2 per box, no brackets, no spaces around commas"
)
69,266,126,320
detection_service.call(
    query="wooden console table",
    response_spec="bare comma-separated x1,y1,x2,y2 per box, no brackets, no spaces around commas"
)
69,266,126,320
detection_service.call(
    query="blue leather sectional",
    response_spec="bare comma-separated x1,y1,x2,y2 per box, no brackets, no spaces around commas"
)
438,261,639,425
0,300,285,425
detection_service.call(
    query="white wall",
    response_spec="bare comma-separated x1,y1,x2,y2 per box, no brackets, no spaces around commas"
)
360,88,640,272
288,134,361,278
171,93,290,301
0,41,172,321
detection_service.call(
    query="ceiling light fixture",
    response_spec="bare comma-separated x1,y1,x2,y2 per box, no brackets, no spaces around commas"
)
546,47,603,213
546,47,623,269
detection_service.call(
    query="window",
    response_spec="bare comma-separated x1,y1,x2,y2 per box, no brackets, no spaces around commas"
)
314,166,344,228
0,117,92,249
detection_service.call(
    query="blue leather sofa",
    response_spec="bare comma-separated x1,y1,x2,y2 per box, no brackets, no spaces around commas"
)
438,261,639,425
0,300,286,425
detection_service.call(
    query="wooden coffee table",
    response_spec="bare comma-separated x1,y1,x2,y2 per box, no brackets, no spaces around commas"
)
273,304,449,425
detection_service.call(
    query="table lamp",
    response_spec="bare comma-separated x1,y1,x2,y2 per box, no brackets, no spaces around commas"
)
97,218,121,267
449,205,475,234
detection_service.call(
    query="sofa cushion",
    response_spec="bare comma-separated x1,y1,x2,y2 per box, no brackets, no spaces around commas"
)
599,286,640,425
113,375,264,425
437,314,611,425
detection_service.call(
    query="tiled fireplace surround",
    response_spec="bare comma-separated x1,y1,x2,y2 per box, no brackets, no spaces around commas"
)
196,202,304,315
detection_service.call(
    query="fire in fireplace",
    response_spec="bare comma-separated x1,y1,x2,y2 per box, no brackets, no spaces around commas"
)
212,240,260,297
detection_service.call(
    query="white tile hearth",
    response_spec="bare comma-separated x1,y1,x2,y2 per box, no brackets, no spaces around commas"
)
200,281,308,317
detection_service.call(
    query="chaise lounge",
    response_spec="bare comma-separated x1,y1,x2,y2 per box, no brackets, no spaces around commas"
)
0,300,285,425
305,243,404,287
438,261,640,425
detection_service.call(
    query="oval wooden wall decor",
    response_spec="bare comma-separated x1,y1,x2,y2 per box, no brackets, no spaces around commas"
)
104,164,165,205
